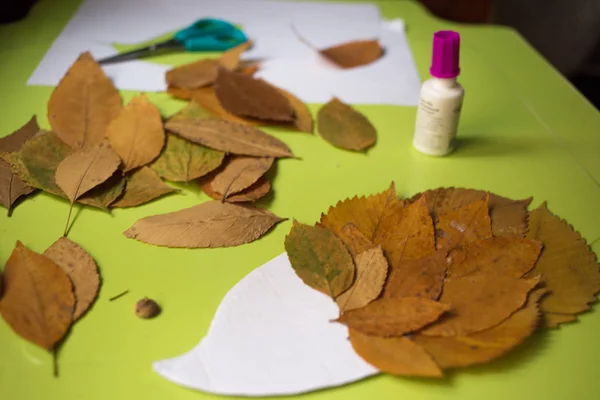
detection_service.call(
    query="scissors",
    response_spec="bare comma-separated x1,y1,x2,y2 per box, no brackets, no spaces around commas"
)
98,18,247,65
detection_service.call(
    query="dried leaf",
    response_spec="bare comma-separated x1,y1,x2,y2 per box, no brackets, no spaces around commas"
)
200,176,271,203
545,312,577,327
336,223,376,257
435,194,492,250
48,52,122,150
111,167,176,208
124,201,285,248
169,100,218,122
209,156,274,199
219,41,253,70
167,85,193,101
319,182,403,240
284,220,355,298
447,237,542,279
236,61,261,76
349,330,442,377
382,249,448,300
414,288,547,368
0,242,75,350
166,59,218,90
277,88,313,133
214,68,295,122
150,133,224,183
317,98,376,151
337,297,449,337
320,40,383,69
525,203,600,319
421,274,540,337
78,173,126,210
336,246,388,311
192,86,259,126
43,237,99,321
105,95,165,172
165,119,294,158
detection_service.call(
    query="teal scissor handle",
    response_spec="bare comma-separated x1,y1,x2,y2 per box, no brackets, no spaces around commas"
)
174,18,247,51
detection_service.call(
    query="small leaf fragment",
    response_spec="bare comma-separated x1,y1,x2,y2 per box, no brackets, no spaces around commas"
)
209,156,274,199
435,194,492,250
200,175,271,203
317,98,376,151
284,220,355,298
320,40,383,69
112,167,177,208
166,59,218,90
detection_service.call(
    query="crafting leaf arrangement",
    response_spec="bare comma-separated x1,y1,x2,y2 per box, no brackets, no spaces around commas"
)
285,184,600,377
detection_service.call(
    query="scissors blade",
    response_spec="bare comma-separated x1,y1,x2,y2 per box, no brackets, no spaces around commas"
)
98,38,183,65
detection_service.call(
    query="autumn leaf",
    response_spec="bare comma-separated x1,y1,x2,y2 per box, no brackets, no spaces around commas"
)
524,202,600,324
167,85,194,101
219,40,253,70
284,220,355,298
278,88,313,133
48,52,122,150
317,98,376,151
337,297,449,337
111,167,177,208
435,194,492,250
0,241,75,350
421,274,540,337
165,119,294,158
105,95,165,172
545,313,577,327
349,330,442,377
414,288,547,368
150,133,224,184
214,67,295,122
192,86,259,126
55,141,121,235
124,201,286,248
169,99,218,122
336,223,376,257
43,237,100,321
0,116,40,214
319,39,383,69
447,237,542,279
200,175,271,203
208,156,274,200
166,59,218,90
336,246,388,312
78,173,126,210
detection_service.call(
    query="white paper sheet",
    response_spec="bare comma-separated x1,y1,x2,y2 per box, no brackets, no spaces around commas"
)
153,253,379,396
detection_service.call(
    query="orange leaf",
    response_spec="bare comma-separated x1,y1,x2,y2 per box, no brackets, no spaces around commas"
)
435,194,492,250
219,41,253,70
336,223,376,257
320,40,383,69
167,85,193,100
200,175,271,203
277,88,313,133
166,59,218,90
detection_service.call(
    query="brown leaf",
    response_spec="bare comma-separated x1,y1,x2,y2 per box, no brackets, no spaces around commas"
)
277,88,313,133
545,312,577,327
124,201,285,248
284,220,355,298
48,52,122,150
200,175,271,203
414,288,547,368
0,242,75,350
219,41,253,70
524,202,600,321
192,86,260,126
105,95,165,172
237,61,260,76
320,40,383,69
78,172,126,210
447,237,542,279
214,68,295,122
317,97,376,151
349,329,442,377
150,133,224,184
382,249,448,300
209,156,274,199
435,194,492,250
0,116,41,153
336,223,376,257
167,85,193,101
165,119,294,158
337,297,449,337
319,182,403,240
421,274,540,337
111,167,177,208
336,246,388,311
43,237,99,321
166,59,218,90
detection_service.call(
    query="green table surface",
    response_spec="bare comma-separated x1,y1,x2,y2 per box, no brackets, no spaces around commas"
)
2,0,600,399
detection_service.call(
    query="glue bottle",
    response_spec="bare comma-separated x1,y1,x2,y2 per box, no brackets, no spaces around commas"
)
412,30,464,156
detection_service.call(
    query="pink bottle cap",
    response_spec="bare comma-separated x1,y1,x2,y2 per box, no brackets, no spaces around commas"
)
430,30,461,79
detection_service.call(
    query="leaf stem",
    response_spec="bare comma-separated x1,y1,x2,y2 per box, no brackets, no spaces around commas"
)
63,203,74,237
52,348,59,378
109,290,130,301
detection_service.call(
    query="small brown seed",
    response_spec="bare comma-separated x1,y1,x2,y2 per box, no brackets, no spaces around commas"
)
135,297,161,319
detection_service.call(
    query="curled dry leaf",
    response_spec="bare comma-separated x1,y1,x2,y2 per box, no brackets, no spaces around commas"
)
435,194,492,250
165,119,294,158
200,175,271,203
111,167,177,208
124,201,286,248
0,242,75,350
319,39,383,69
336,245,388,312
105,95,165,172
524,203,600,322
214,67,295,122
48,52,122,150
218,40,253,70
317,98,376,151
336,223,376,257
166,59,218,90
349,329,442,377
43,237,100,321
337,297,449,337
284,220,355,299
209,156,274,199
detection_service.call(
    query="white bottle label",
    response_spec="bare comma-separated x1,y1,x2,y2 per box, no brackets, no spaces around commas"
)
413,92,464,156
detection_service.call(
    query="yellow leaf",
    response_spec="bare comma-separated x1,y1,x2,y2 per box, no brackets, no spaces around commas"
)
435,194,492,250
336,223,376,257
317,98,376,151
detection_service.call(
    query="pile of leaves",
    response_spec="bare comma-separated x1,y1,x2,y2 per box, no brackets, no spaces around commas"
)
285,184,600,377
